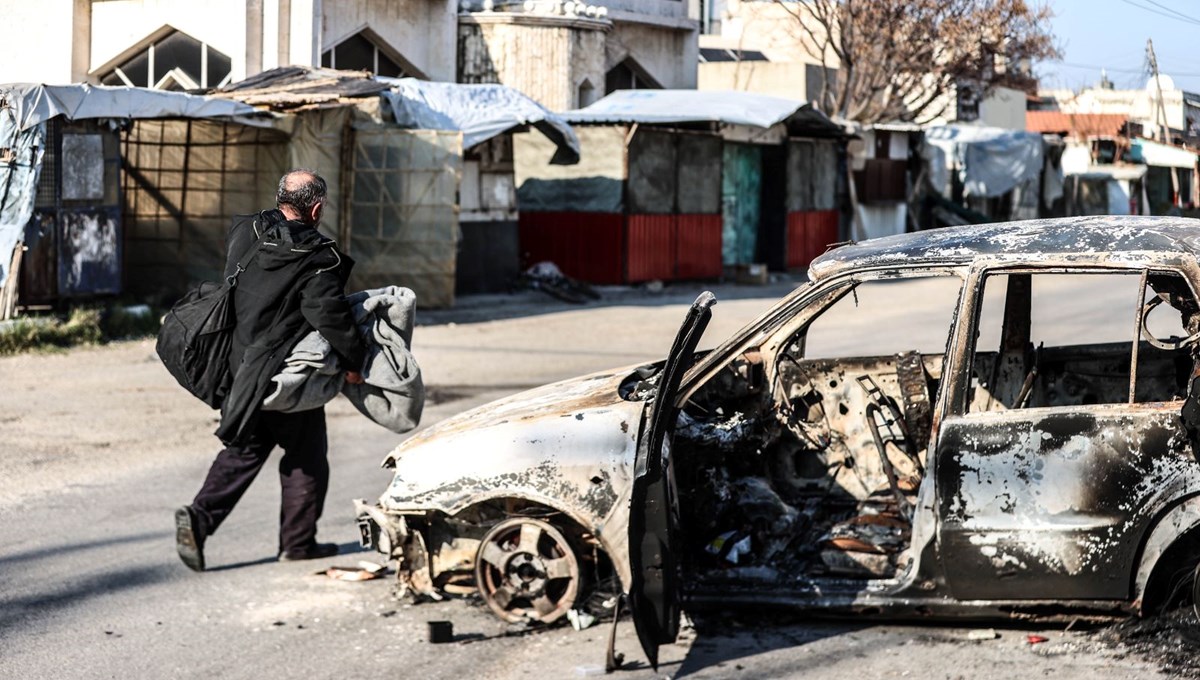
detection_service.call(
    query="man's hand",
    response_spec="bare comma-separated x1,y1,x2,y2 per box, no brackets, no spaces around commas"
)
345,371,365,385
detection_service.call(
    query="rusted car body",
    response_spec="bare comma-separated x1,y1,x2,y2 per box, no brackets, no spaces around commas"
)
356,216,1200,661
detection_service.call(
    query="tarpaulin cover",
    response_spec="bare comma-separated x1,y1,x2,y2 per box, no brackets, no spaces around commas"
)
1130,138,1198,169
380,78,580,165
923,124,1048,198
0,112,44,288
565,89,841,134
514,125,626,213
1,83,265,132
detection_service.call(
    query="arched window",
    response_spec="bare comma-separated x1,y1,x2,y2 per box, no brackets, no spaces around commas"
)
99,29,232,90
605,59,661,94
321,32,406,78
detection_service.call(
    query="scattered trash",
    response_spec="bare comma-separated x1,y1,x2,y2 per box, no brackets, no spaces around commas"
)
574,665,607,677
644,280,664,294
567,608,597,631
515,261,601,304
967,628,998,640
1092,607,1200,678
322,561,387,581
428,620,454,644
706,530,752,564
1026,634,1048,645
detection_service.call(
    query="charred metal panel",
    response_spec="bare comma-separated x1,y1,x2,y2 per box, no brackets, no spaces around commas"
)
378,368,646,589
936,405,1197,600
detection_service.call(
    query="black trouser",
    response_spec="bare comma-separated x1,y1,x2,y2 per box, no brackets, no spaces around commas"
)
191,408,329,554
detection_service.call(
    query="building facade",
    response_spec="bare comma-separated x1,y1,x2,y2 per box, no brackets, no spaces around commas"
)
0,0,697,111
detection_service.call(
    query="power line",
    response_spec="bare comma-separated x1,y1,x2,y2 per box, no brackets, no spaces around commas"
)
1118,0,1200,26
1142,0,1200,23
1044,59,1200,78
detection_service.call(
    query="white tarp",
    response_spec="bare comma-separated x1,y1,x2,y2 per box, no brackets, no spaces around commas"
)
380,78,580,164
923,124,1047,198
2,83,266,132
564,89,840,133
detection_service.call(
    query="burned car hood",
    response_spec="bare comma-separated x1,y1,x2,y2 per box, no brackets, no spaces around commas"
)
379,367,651,521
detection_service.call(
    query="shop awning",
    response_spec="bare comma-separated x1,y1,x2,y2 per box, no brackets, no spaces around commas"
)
1130,138,1198,169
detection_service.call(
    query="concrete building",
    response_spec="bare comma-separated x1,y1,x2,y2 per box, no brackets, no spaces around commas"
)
0,0,696,112
1040,75,1200,146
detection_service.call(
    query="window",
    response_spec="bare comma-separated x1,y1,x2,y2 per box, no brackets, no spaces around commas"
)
100,29,232,89
967,271,1199,413
321,32,406,78
605,59,661,94
801,275,963,360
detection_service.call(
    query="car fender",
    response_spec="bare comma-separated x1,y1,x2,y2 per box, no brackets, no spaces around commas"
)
1133,492,1200,605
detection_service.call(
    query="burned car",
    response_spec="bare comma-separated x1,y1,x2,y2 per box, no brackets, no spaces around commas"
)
356,216,1200,665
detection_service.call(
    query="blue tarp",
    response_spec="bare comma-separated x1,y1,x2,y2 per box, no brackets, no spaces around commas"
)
380,78,580,164
563,89,841,133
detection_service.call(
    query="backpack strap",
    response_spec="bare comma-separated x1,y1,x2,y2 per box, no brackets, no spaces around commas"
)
225,216,275,288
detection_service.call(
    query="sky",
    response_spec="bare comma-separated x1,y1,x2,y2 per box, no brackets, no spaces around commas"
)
1038,0,1200,94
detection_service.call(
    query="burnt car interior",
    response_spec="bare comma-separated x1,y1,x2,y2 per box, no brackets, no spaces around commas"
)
670,269,1200,589
673,274,963,585
967,271,1200,413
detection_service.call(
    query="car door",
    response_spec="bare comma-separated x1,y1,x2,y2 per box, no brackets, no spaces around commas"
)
934,265,1198,601
628,291,716,671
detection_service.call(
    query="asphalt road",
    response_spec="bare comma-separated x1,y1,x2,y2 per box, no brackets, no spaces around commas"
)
0,280,1179,679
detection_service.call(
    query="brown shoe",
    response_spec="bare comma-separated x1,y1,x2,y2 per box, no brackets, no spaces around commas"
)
278,542,339,562
175,506,205,572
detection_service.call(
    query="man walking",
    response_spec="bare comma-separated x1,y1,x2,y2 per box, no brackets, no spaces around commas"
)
175,169,367,571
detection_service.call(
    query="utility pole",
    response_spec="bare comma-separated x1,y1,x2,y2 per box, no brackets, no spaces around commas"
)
1146,38,1179,206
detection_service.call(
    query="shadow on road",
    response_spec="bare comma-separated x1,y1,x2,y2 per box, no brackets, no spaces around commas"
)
669,613,866,678
0,530,169,569
0,564,175,634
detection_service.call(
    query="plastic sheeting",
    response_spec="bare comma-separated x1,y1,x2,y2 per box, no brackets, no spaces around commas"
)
347,129,461,309
0,112,44,288
514,126,627,213
923,125,1047,199
380,78,580,165
1,83,265,132
565,89,841,134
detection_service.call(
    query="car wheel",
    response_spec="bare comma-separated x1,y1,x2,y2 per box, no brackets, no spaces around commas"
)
475,517,581,624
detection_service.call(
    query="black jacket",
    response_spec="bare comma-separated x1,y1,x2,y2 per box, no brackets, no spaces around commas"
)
215,209,367,445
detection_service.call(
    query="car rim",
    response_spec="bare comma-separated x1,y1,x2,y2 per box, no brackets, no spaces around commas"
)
475,517,580,624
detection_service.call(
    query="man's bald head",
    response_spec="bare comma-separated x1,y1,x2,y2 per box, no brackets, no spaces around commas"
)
276,169,328,226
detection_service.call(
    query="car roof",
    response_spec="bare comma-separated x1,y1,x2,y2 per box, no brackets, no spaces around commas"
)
809,215,1200,281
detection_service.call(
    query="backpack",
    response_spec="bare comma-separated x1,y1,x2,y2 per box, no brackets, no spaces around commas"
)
156,229,267,408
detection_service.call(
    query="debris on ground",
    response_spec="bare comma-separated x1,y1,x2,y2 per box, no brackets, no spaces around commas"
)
321,561,387,581
514,262,601,304
427,620,454,643
567,609,597,631
1091,607,1200,678
1026,634,1048,645
967,628,998,641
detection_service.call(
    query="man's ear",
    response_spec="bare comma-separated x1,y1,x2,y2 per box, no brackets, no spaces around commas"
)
309,201,324,225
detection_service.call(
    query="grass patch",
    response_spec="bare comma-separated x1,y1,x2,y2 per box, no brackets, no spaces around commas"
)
0,305,161,355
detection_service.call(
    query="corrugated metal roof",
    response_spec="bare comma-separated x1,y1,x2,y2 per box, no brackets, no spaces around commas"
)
563,89,841,133
1026,111,1128,137
212,66,390,108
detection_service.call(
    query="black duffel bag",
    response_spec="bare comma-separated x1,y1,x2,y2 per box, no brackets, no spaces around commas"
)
156,230,266,408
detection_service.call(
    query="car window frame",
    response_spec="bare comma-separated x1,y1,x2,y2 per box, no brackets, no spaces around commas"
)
945,261,1200,419
677,265,969,406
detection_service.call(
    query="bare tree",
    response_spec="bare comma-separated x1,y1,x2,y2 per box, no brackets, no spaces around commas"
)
775,0,1059,124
